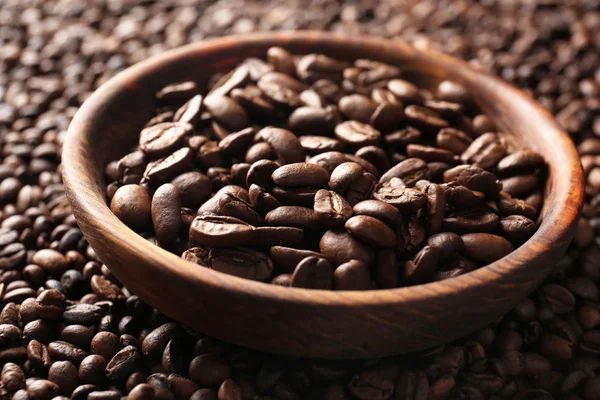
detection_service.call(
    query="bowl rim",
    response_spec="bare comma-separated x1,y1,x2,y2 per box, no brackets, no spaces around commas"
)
62,31,584,308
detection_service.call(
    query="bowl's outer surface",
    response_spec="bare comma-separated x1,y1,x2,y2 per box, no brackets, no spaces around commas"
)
62,31,583,359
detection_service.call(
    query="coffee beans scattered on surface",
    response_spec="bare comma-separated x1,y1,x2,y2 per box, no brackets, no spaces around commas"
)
106,50,547,289
1,0,599,399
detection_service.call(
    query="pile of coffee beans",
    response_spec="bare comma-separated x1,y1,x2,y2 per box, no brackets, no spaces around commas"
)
106,50,546,290
0,0,599,398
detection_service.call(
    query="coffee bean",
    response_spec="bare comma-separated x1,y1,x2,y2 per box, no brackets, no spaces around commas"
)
373,186,427,214
345,215,396,248
34,289,65,320
106,345,140,381
539,284,576,314
79,355,107,384
290,256,333,290
333,260,372,291
500,215,536,244
320,230,373,267
348,370,394,400
461,233,513,263
265,206,320,230
272,163,329,188
207,247,274,281
110,185,152,231
255,127,305,164
171,172,212,209
48,341,88,365
335,121,381,147
26,379,60,400
444,165,500,197
403,246,440,285
128,384,155,400
48,360,78,394
140,123,191,158
497,150,545,176
63,303,105,325
269,246,322,272
189,214,255,247
188,354,233,388
2,362,26,393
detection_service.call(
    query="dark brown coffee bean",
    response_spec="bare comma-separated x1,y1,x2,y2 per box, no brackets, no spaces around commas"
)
109,185,151,231
444,165,500,197
203,95,248,131
437,127,473,155
299,135,343,155
248,184,280,213
34,289,65,320
320,230,373,267
267,47,296,76
407,144,456,164
308,151,349,174
88,390,122,400
27,340,51,368
415,181,446,234
31,249,67,276
290,257,333,290
188,354,233,388
26,379,60,400
162,337,187,375
427,232,464,262
63,303,105,325
272,163,329,187
313,189,353,228
0,323,22,347
345,215,396,248
500,215,536,244
174,95,203,126
404,105,449,132
523,352,552,376
265,206,320,230
370,103,405,132
139,122,191,157
461,233,513,263
171,172,212,208
379,158,430,187
461,133,506,170
333,260,372,291
352,200,400,227
288,106,338,134
539,284,576,314
372,186,426,214
254,226,304,247
339,95,377,123
48,341,87,365
387,79,422,104
207,247,274,281
128,384,155,400
497,150,545,176
48,360,78,394
348,370,394,400
143,147,194,185
269,247,322,272
168,374,200,398
189,214,255,247
0,346,27,364
442,207,500,233
106,345,140,381
501,174,539,198
2,362,26,393
335,121,381,147
156,82,198,104
90,331,121,361
329,162,364,192
403,246,440,285
255,127,305,165
151,184,182,245
497,192,537,219
0,242,27,270
78,355,107,384
374,250,399,289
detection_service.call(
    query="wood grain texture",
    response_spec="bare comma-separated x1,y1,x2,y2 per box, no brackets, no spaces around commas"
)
62,31,584,359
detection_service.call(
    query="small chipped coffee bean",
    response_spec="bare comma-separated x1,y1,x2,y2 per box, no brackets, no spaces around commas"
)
500,215,536,244
290,256,333,290
461,233,513,263
345,215,396,248
110,185,151,231
334,260,372,291
271,163,329,188
313,189,353,228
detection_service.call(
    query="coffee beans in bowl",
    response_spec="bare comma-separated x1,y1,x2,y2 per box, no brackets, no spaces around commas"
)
103,48,547,290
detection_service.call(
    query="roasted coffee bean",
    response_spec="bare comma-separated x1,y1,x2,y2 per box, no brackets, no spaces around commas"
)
335,121,381,147
106,346,140,381
320,230,373,267
348,370,394,400
497,150,545,176
110,185,152,231
313,189,353,228
27,379,60,400
290,257,333,290
329,162,364,192
48,341,88,365
444,165,500,197
203,95,248,131
48,360,78,394
372,186,427,214
206,247,274,281
254,127,305,165
461,233,513,263
265,206,320,230
272,163,329,188
333,260,372,291
34,289,65,320
269,247,323,272
143,147,194,185
140,123,191,157
442,207,500,234
500,215,536,244
79,355,107,384
406,144,456,164
403,246,440,285
501,174,539,198
189,215,255,247
171,172,212,209
188,354,233,388
345,215,396,248
461,133,506,169
379,158,430,187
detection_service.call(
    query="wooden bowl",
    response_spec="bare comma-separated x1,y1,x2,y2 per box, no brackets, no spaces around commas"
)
62,31,584,359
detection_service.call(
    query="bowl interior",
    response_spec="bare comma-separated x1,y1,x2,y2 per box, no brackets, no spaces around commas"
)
64,32,583,358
